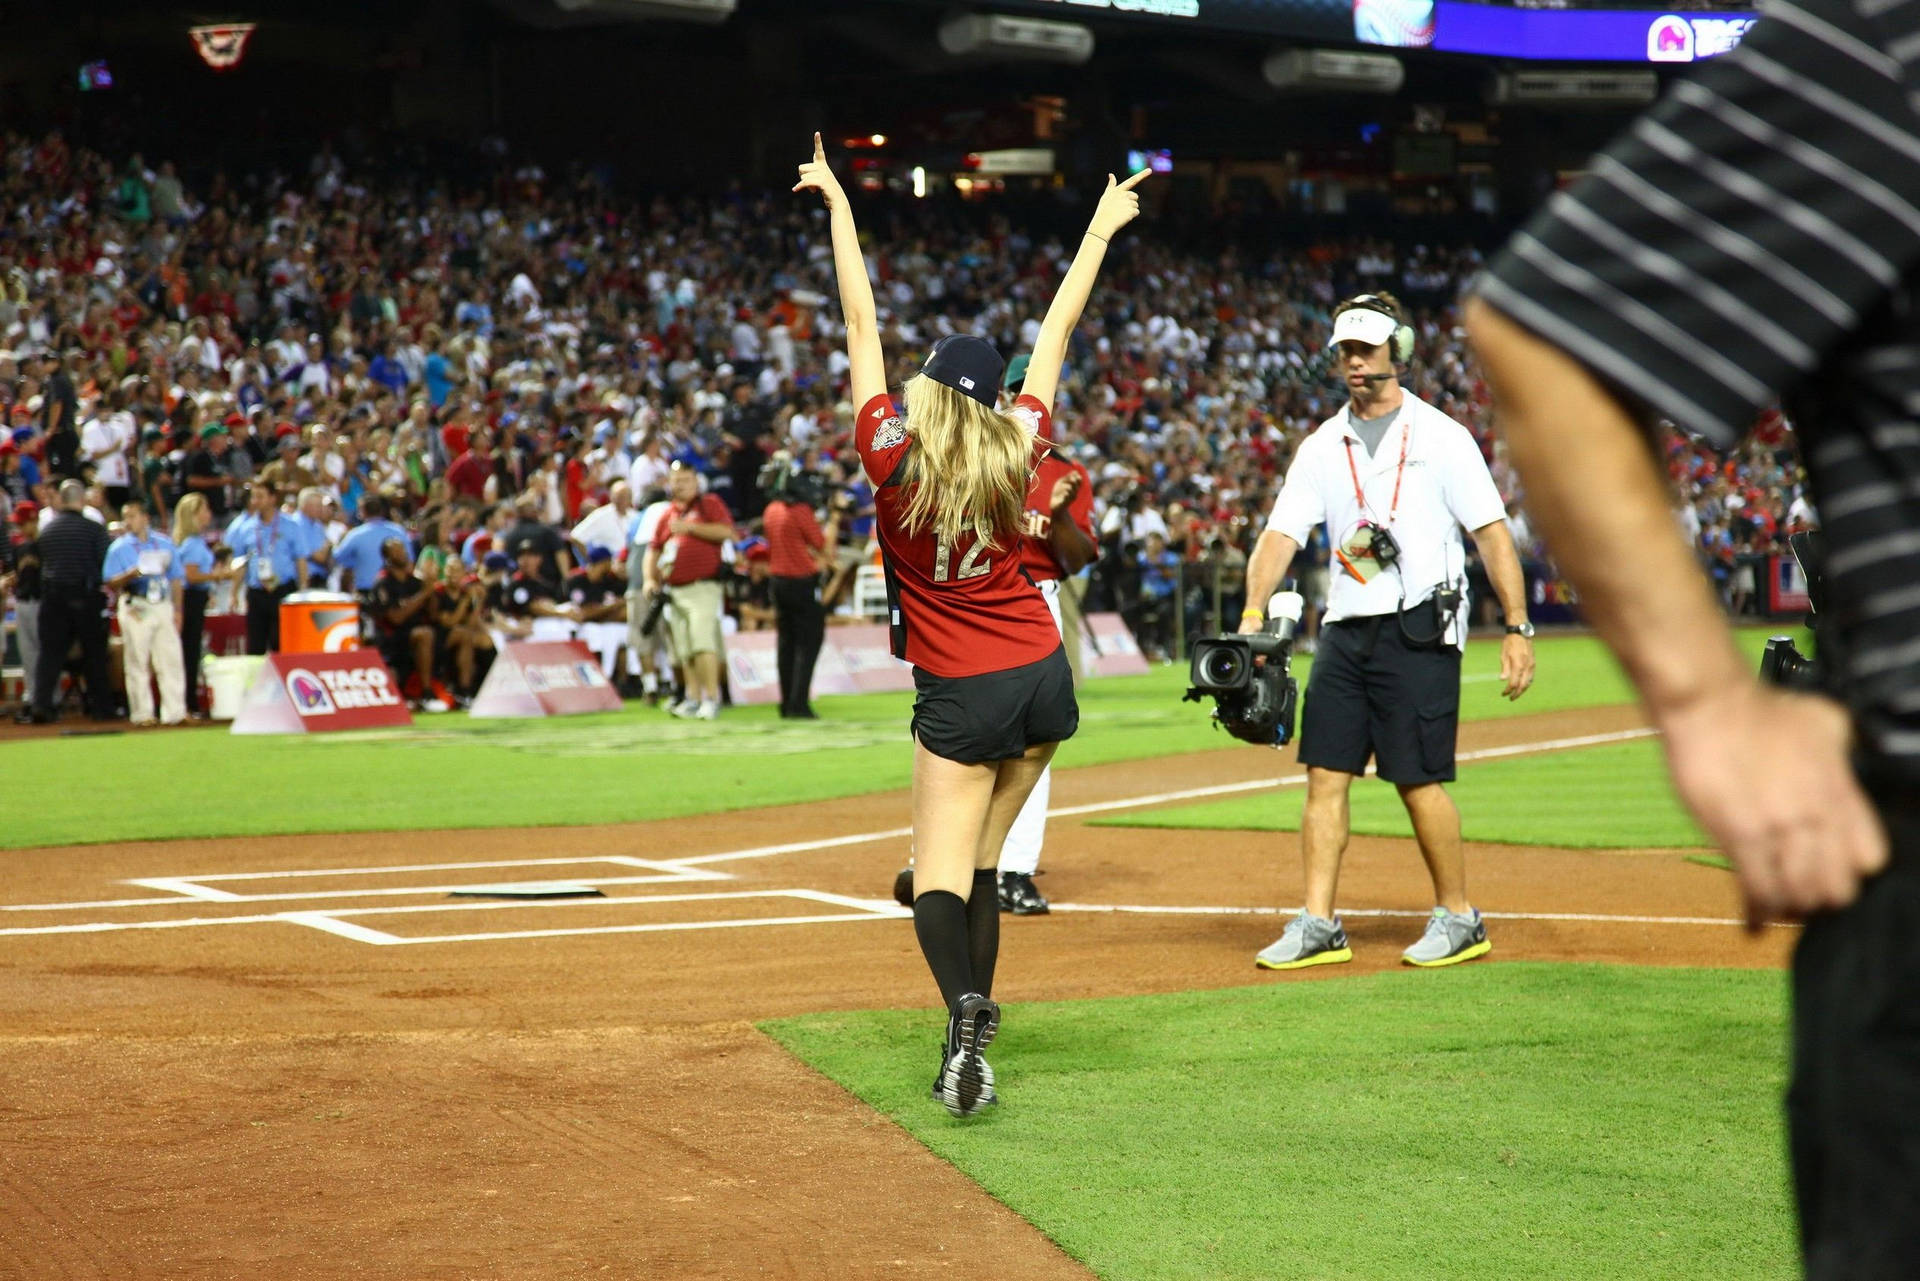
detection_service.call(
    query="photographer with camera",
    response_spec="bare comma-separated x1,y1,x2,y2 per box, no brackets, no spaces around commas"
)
1240,292,1535,971
642,460,735,721
759,452,843,719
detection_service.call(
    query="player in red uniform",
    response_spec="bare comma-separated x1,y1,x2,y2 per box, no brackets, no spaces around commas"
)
796,133,1148,1116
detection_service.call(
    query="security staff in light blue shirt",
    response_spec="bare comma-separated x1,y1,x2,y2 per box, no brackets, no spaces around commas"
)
102,499,188,724
333,493,415,593
286,486,335,588
224,483,301,654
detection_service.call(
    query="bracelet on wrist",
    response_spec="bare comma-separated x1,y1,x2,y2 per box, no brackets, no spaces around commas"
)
1240,608,1264,621
1085,231,1109,244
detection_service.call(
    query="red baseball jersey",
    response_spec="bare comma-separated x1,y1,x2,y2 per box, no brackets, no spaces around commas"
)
1016,449,1095,584
857,392,1061,678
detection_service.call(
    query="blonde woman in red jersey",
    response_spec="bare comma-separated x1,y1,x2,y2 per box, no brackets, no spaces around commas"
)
796,134,1148,1117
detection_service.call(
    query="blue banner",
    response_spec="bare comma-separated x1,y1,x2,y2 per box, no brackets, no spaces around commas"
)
1426,4,1758,61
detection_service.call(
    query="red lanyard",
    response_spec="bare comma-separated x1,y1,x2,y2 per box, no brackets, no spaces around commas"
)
1344,419,1410,525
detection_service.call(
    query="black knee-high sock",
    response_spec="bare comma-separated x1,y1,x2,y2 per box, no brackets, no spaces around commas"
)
912,890,973,1011
966,868,1000,1000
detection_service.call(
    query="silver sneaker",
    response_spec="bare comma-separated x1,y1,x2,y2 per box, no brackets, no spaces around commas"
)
937,992,1000,1118
1402,907,1492,967
1255,912,1353,971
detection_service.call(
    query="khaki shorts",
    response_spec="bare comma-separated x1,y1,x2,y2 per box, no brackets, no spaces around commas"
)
665,578,725,659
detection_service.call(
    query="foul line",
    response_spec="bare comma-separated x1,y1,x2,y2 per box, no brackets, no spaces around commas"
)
1048,903,1785,929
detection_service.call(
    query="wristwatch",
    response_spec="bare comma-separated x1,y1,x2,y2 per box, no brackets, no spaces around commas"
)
1504,620,1536,639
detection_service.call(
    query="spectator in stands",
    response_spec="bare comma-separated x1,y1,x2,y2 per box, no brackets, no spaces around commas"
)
180,422,234,521
570,482,638,563
501,491,571,582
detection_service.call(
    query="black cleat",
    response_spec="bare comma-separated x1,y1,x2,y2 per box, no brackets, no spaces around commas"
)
935,992,1001,1117
997,870,1050,915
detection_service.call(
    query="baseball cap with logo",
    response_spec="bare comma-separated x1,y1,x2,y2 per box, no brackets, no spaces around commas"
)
920,335,1004,409
10,500,39,524
1329,306,1399,349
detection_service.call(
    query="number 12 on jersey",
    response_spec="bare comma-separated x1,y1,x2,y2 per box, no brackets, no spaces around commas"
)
933,533,990,584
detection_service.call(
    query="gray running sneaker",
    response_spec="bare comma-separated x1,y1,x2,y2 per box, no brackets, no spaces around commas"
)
936,992,1001,1117
1402,907,1492,968
1255,912,1353,970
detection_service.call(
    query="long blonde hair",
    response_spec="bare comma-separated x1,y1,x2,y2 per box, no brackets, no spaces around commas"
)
172,492,208,545
896,374,1031,550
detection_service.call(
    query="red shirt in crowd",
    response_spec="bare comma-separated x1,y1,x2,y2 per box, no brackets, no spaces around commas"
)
762,498,825,578
446,449,490,500
649,492,735,586
1016,450,1095,585
857,392,1061,678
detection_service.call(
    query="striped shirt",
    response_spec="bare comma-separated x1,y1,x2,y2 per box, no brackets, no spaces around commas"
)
34,510,112,590
1475,0,1920,780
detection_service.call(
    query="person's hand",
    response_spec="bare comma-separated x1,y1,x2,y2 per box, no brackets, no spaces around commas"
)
668,517,691,536
1049,471,1083,514
1237,609,1265,636
1499,634,1534,701
1089,169,1152,242
1660,684,1888,931
792,133,847,212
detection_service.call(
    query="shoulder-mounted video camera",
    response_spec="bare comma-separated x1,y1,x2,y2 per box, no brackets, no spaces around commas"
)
1184,591,1303,747
759,453,825,509
1760,530,1826,692
639,585,673,636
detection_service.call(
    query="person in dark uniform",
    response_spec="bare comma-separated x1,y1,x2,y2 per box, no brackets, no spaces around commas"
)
369,538,442,709
1462,3,1917,1271
503,544,576,631
797,132,1145,1117
431,556,493,705
760,458,844,719
27,479,112,722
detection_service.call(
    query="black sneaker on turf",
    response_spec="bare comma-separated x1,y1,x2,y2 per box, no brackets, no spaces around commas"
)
998,870,1049,915
936,992,1000,1117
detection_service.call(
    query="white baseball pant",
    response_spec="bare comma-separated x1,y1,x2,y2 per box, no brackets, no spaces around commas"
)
120,598,186,725
999,577,1065,876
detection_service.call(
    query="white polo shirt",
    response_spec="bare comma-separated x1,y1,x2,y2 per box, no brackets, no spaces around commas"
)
1265,392,1506,642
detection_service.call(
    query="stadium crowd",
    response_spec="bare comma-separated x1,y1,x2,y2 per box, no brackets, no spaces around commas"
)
0,128,1814,723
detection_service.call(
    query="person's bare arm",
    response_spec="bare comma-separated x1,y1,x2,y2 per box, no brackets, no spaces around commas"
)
1465,297,1886,927
1045,473,1097,575
1238,530,1300,633
1020,171,1151,412
1467,518,1535,701
794,134,885,409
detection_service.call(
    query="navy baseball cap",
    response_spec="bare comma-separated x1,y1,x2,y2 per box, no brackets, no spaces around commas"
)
482,551,513,571
920,335,1004,409
587,546,614,564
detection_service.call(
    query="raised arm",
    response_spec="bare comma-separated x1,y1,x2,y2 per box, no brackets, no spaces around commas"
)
1021,169,1151,412
794,133,885,408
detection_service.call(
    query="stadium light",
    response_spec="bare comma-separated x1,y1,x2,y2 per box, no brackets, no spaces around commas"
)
912,167,927,198
870,134,887,146
189,23,256,71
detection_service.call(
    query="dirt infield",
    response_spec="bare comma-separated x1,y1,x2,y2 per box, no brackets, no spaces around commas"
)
0,703,1789,1279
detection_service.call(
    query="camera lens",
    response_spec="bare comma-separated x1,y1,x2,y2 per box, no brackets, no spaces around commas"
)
1200,645,1246,688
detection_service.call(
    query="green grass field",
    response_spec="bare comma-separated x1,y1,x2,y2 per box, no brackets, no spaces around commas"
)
1093,737,1709,849
0,631,1780,850
766,963,1795,1281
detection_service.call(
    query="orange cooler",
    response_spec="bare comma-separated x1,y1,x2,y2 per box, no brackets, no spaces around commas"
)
279,591,361,653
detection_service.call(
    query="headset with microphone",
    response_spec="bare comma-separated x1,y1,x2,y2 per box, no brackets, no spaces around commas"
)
1335,293,1417,365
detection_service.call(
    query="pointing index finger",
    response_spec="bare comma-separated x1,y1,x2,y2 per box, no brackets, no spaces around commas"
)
1117,168,1153,191
813,132,826,163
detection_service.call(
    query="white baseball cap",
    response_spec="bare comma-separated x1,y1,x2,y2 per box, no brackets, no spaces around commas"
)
1330,307,1398,348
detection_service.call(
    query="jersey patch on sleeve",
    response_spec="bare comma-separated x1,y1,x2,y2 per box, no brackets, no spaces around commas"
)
870,414,907,451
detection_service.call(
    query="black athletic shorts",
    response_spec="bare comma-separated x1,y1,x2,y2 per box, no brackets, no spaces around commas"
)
1297,612,1461,785
1788,787,1920,1281
911,645,1077,765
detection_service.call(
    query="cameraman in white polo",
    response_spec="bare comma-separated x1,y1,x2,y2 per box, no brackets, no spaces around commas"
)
1240,293,1535,970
